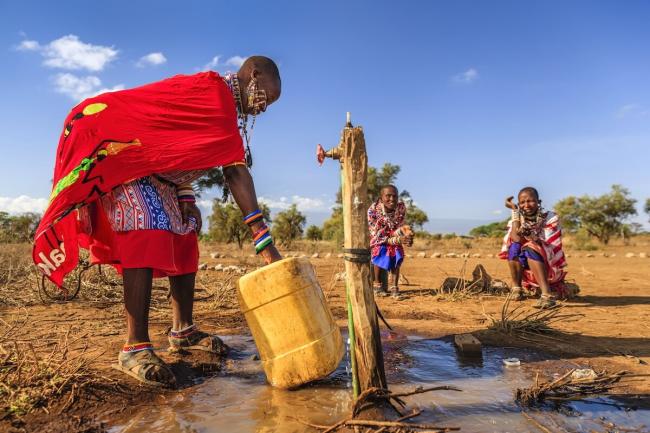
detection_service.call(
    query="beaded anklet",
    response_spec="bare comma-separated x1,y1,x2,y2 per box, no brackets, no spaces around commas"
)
243,210,263,226
169,324,197,339
122,342,154,353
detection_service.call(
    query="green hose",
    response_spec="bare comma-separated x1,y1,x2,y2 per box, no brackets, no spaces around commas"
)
347,284,360,399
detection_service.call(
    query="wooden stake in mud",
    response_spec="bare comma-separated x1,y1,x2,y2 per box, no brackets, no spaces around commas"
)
317,113,387,396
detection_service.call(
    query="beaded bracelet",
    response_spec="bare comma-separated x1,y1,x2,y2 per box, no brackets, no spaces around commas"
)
255,234,274,254
177,195,196,203
243,210,263,226
122,342,154,353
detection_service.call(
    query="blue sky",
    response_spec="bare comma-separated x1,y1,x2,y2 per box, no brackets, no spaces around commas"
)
1,0,649,233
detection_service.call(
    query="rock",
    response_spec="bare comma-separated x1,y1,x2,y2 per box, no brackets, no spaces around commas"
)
325,253,332,259
610,253,616,257
214,264,224,271
640,252,648,258
454,333,482,355
487,253,494,258
460,253,470,258
416,252,426,258
198,263,208,271
600,252,608,257
210,252,219,259
311,253,319,259
299,254,307,258
406,254,413,259
565,254,571,258
445,253,458,258
337,253,344,258
472,253,481,258
432,252,442,258
249,254,255,258
586,253,595,258
625,252,636,258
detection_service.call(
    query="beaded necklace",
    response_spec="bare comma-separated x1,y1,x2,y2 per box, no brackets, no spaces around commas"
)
224,74,254,168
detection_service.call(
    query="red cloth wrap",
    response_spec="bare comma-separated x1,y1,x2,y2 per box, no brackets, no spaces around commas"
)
33,72,243,286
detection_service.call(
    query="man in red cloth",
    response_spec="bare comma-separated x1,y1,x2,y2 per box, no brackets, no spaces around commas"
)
33,56,282,386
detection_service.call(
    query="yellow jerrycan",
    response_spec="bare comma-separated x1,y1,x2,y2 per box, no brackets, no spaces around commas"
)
237,257,344,389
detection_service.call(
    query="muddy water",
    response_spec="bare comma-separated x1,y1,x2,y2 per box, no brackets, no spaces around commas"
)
108,335,650,433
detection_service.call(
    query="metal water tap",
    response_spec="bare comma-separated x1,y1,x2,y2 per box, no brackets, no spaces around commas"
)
316,112,352,165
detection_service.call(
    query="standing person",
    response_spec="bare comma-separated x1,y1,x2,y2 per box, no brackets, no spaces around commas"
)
33,56,282,387
499,187,571,309
367,185,413,300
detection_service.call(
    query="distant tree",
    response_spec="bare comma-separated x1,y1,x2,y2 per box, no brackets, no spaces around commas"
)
554,184,637,244
305,225,323,241
0,212,41,243
469,219,509,238
402,194,429,231
645,198,650,222
322,207,344,247
207,201,271,248
272,204,306,247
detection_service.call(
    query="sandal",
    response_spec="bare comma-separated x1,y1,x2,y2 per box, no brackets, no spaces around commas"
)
112,344,176,388
168,324,229,356
373,282,388,297
533,295,557,310
511,286,525,301
389,286,404,300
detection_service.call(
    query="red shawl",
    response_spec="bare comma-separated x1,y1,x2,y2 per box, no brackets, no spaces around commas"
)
33,71,244,286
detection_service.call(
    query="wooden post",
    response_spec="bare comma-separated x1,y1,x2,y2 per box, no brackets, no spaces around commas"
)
318,114,387,394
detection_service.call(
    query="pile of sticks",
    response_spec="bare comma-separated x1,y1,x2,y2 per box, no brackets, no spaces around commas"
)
515,369,628,407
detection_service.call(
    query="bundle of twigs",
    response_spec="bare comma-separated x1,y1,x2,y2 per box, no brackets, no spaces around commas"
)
437,262,508,301
292,386,462,433
485,294,582,340
515,369,628,407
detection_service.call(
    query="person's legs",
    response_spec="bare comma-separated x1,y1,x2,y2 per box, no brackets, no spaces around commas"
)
119,267,175,386
169,272,195,331
507,242,524,299
523,249,552,297
123,268,154,344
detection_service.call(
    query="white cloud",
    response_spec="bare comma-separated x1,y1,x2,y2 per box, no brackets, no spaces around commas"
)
53,73,124,101
16,40,40,51
491,209,503,215
452,68,479,84
225,56,246,68
259,195,330,212
136,52,167,68
616,103,649,119
201,55,221,71
0,195,48,214
19,35,118,72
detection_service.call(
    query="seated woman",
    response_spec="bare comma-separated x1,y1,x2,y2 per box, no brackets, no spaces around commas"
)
498,187,571,308
367,185,413,299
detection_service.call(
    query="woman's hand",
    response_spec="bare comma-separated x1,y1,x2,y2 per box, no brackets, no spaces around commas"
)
505,196,518,210
180,201,202,233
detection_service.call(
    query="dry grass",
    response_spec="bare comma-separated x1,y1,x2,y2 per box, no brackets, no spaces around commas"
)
0,328,126,419
484,294,583,340
436,261,509,301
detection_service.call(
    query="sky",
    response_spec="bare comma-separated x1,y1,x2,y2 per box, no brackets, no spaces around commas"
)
1,0,649,234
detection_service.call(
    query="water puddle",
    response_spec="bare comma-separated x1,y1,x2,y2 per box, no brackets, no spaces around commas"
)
108,335,650,433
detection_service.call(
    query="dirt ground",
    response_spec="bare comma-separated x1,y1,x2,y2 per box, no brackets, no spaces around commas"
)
1,237,649,432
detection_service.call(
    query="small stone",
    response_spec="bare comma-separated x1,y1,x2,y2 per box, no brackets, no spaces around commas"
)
416,252,426,258
487,253,494,258
460,253,470,258
565,254,571,258
610,253,616,257
406,254,413,259
586,253,595,258
299,254,307,258
625,252,636,258
640,252,647,258
600,252,608,257
325,252,332,259
472,253,481,258
198,263,208,270
311,253,320,258
337,253,344,258
214,264,224,271
432,252,442,258
210,252,219,259
445,253,458,258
